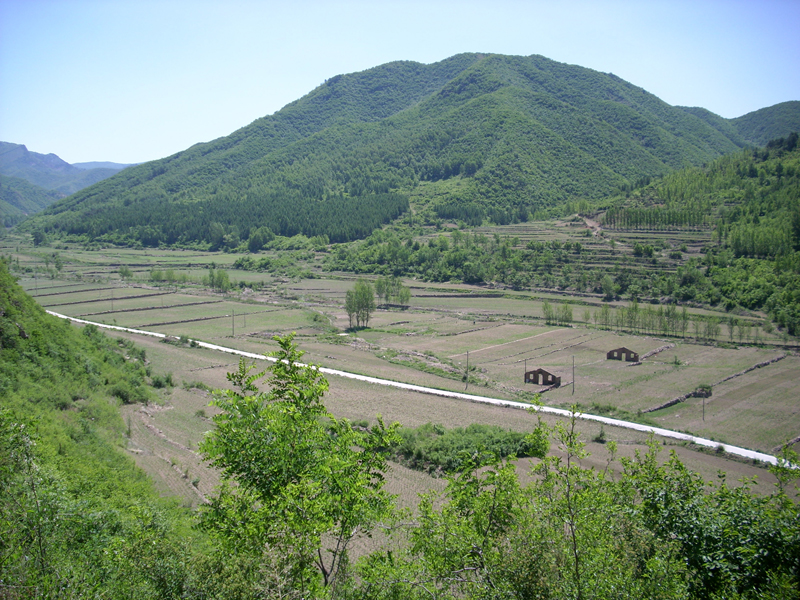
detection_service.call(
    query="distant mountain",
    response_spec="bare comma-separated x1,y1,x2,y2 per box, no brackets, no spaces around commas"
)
0,142,131,198
72,161,135,171
21,53,800,247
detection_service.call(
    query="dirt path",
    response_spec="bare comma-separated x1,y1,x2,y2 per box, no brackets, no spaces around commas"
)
582,216,602,236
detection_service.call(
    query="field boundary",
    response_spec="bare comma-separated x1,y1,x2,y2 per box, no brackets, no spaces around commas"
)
46,311,782,467
643,353,789,414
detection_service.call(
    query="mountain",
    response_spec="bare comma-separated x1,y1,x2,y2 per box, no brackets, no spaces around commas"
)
0,174,63,226
730,101,800,147
72,161,135,170
0,142,130,198
22,53,800,247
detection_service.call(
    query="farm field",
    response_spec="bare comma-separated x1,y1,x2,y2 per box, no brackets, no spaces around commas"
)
2,233,798,507
110,329,783,508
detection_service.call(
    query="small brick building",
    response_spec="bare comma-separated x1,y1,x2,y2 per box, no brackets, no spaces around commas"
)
607,347,639,362
524,368,561,387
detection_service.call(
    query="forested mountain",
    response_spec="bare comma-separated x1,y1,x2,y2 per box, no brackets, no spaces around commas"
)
0,141,128,197
731,101,800,147
23,53,799,248
0,174,62,226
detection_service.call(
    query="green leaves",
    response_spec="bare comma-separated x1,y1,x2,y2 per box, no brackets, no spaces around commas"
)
200,333,399,592
345,279,376,328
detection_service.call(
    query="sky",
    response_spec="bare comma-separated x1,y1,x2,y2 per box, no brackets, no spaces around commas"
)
1,0,798,165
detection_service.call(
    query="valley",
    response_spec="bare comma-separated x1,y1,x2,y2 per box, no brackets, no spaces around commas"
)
3,48,799,598
4,225,796,510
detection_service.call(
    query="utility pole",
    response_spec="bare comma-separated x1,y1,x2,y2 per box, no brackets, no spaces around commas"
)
572,355,575,395
232,309,235,337
465,351,469,391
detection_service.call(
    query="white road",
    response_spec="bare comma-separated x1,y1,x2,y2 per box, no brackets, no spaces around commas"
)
48,311,782,466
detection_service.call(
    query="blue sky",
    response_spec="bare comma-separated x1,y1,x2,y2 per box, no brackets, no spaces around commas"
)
1,0,798,164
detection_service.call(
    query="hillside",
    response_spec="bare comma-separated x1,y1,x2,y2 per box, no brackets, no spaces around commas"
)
0,259,209,595
0,141,128,198
0,174,62,226
24,53,799,248
732,101,800,146
322,134,800,335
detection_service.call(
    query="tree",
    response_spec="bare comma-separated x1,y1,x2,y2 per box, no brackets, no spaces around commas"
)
247,226,275,253
200,334,398,596
601,275,617,300
345,279,375,328
374,275,410,306
344,288,358,328
31,230,46,247
206,265,230,292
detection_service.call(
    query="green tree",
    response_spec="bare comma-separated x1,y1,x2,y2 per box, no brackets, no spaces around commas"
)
247,226,275,253
344,288,358,328
345,279,375,328
199,334,398,596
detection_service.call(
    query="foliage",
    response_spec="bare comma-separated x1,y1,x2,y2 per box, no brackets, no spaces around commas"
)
199,333,399,596
0,259,215,598
351,414,800,600
326,140,800,335
24,53,787,247
374,275,411,305
393,421,549,474
0,174,63,227
623,440,800,598
344,279,376,328
204,264,231,292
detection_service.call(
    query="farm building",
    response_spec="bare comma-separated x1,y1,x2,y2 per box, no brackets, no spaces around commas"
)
607,347,639,362
524,368,561,387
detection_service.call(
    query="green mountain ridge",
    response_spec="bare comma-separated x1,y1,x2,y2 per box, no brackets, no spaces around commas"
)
1,174,63,226
21,54,800,247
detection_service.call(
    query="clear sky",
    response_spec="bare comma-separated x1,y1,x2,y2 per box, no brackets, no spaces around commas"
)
1,0,798,165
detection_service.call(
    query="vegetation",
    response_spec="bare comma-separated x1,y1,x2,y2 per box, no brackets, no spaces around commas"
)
5,53,800,599
0,174,63,227
191,336,800,598
199,334,399,596
0,141,124,196
345,279,376,328
354,424,799,600
21,54,800,247
374,275,411,306
325,137,800,335
2,260,798,598
0,259,197,596
393,421,549,474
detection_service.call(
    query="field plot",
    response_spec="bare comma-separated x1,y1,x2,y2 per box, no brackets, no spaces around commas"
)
108,327,783,507
653,355,800,453
24,260,796,457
